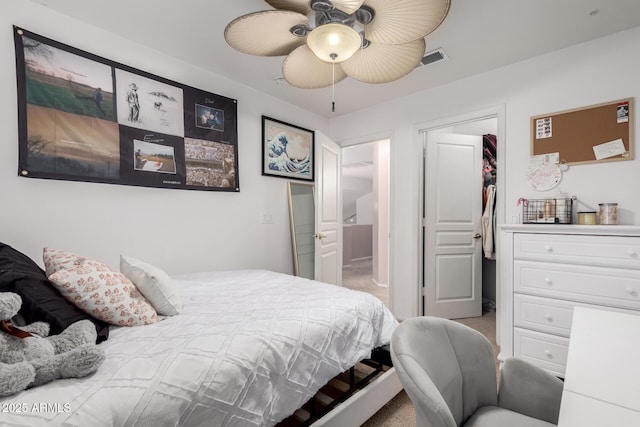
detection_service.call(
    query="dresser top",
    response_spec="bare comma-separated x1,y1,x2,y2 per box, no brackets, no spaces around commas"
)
499,224,640,236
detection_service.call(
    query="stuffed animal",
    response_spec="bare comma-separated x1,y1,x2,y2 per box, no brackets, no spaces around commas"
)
0,292,105,397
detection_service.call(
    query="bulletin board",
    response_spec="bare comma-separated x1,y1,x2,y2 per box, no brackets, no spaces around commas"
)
530,98,634,166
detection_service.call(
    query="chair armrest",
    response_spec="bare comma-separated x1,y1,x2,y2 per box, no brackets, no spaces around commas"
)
497,357,564,424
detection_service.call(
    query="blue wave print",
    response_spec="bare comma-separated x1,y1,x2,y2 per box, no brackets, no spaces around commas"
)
267,132,310,175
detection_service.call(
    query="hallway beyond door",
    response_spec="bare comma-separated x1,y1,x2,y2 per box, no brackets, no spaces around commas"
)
342,258,389,308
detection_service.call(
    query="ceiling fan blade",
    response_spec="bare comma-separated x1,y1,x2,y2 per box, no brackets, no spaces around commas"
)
264,0,311,15
282,45,348,89
363,0,450,45
333,0,365,15
340,38,425,84
225,11,308,56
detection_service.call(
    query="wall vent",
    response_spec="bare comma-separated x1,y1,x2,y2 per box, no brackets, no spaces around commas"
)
417,48,448,67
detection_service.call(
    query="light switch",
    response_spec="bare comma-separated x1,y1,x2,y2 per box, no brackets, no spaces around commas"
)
260,213,273,224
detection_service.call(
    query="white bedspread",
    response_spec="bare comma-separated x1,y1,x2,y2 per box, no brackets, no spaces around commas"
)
0,270,398,426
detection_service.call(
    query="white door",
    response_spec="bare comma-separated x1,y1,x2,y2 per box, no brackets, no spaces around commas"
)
315,132,342,285
423,132,483,319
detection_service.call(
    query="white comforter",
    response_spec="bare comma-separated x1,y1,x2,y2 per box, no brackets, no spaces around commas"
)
0,270,398,426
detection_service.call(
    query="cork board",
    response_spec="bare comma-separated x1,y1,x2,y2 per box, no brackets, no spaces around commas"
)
530,98,634,165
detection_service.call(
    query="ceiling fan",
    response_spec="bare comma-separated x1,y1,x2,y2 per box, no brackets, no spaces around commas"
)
224,0,451,92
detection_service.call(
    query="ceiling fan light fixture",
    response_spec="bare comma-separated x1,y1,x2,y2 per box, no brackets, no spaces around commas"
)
355,6,375,25
306,23,361,63
310,0,335,12
290,23,310,37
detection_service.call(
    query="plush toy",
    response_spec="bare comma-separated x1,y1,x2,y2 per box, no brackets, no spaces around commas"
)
0,292,106,397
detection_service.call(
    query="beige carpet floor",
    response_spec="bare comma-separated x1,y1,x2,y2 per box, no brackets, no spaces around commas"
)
343,259,499,427
342,258,389,308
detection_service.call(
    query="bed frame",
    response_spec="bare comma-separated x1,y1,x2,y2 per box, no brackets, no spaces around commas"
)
312,367,402,426
277,346,404,426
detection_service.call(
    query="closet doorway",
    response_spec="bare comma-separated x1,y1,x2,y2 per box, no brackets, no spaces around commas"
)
421,114,501,320
341,139,390,308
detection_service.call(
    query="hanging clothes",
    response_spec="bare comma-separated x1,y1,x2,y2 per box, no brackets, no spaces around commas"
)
482,184,496,259
482,134,497,201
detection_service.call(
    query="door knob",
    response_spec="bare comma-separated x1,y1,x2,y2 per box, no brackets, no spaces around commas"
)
473,233,482,239
313,233,327,240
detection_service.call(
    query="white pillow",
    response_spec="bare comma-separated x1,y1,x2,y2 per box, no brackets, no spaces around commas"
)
43,248,158,326
120,255,181,316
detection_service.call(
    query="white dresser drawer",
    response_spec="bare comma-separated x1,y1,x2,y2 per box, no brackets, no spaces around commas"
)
514,260,640,309
513,327,569,377
513,294,640,337
514,233,640,269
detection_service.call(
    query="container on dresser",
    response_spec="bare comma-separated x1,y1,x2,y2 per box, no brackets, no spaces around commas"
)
498,224,640,377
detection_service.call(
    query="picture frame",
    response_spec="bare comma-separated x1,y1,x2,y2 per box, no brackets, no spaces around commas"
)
262,115,314,182
14,26,239,192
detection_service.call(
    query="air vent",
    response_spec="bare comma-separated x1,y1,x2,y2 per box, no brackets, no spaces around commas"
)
417,48,448,67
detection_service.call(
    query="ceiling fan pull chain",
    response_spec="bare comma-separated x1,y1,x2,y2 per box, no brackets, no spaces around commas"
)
332,61,336,112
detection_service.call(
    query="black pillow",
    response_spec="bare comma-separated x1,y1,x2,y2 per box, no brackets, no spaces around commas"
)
0,242,109,343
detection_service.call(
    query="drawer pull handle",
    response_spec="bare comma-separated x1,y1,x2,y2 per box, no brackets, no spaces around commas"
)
627,249,638,257
626,287,638,296
544,245,553,252
544,350,553,359
544,277,552,285
544,314,553,322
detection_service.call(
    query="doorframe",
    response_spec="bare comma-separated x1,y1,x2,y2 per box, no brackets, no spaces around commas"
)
339,130,395,310
415,105,506,341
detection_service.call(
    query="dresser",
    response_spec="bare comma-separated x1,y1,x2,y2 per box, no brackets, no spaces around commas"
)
498,224,640,377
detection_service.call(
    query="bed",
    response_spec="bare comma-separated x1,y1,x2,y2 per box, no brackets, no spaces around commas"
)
0,268,399,427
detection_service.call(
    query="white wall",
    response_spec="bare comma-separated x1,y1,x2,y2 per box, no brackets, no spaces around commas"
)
329,26,640,320
1,0,329,274
373,139,390,287
356,192,373,224
342,176,372,220
341,142,373,221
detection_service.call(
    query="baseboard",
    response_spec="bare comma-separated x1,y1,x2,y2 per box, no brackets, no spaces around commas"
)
371,278,388,288
349,256,372,262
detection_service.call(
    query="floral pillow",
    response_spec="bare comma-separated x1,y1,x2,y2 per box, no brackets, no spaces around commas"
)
43,248,158,326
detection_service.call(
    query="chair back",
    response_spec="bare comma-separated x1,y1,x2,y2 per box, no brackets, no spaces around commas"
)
391,317,498,426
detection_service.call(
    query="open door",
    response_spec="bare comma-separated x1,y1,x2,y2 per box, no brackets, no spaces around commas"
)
314,132,342,285
423,132,483,319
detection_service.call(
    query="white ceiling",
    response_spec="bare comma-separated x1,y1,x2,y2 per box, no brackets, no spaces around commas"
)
31,0,640,118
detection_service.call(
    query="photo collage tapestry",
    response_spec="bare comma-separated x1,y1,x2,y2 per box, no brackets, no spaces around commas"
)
14,27,239,192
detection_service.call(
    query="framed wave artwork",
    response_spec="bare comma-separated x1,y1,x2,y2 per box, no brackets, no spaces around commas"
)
261,115,314,182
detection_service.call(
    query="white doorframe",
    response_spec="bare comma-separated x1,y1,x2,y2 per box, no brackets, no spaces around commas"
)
339,130,395,310
415,105,506,342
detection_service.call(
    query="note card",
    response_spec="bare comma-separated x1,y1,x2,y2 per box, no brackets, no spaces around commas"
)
592,138,626,160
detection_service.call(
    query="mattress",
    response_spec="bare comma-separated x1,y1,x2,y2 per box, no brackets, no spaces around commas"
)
0,269,398,426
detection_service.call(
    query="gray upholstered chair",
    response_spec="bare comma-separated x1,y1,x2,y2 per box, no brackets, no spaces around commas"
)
390,317,564,427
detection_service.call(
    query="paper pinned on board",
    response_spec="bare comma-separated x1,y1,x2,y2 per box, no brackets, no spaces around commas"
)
535,117,552,139
593,138,626,160
617,102,630,123
530,152,560,167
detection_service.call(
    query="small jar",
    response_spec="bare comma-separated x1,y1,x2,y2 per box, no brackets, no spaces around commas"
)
577,211,597,225
599,203,618,225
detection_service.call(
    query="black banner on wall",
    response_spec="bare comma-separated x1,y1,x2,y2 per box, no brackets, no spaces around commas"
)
14,26,239,192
